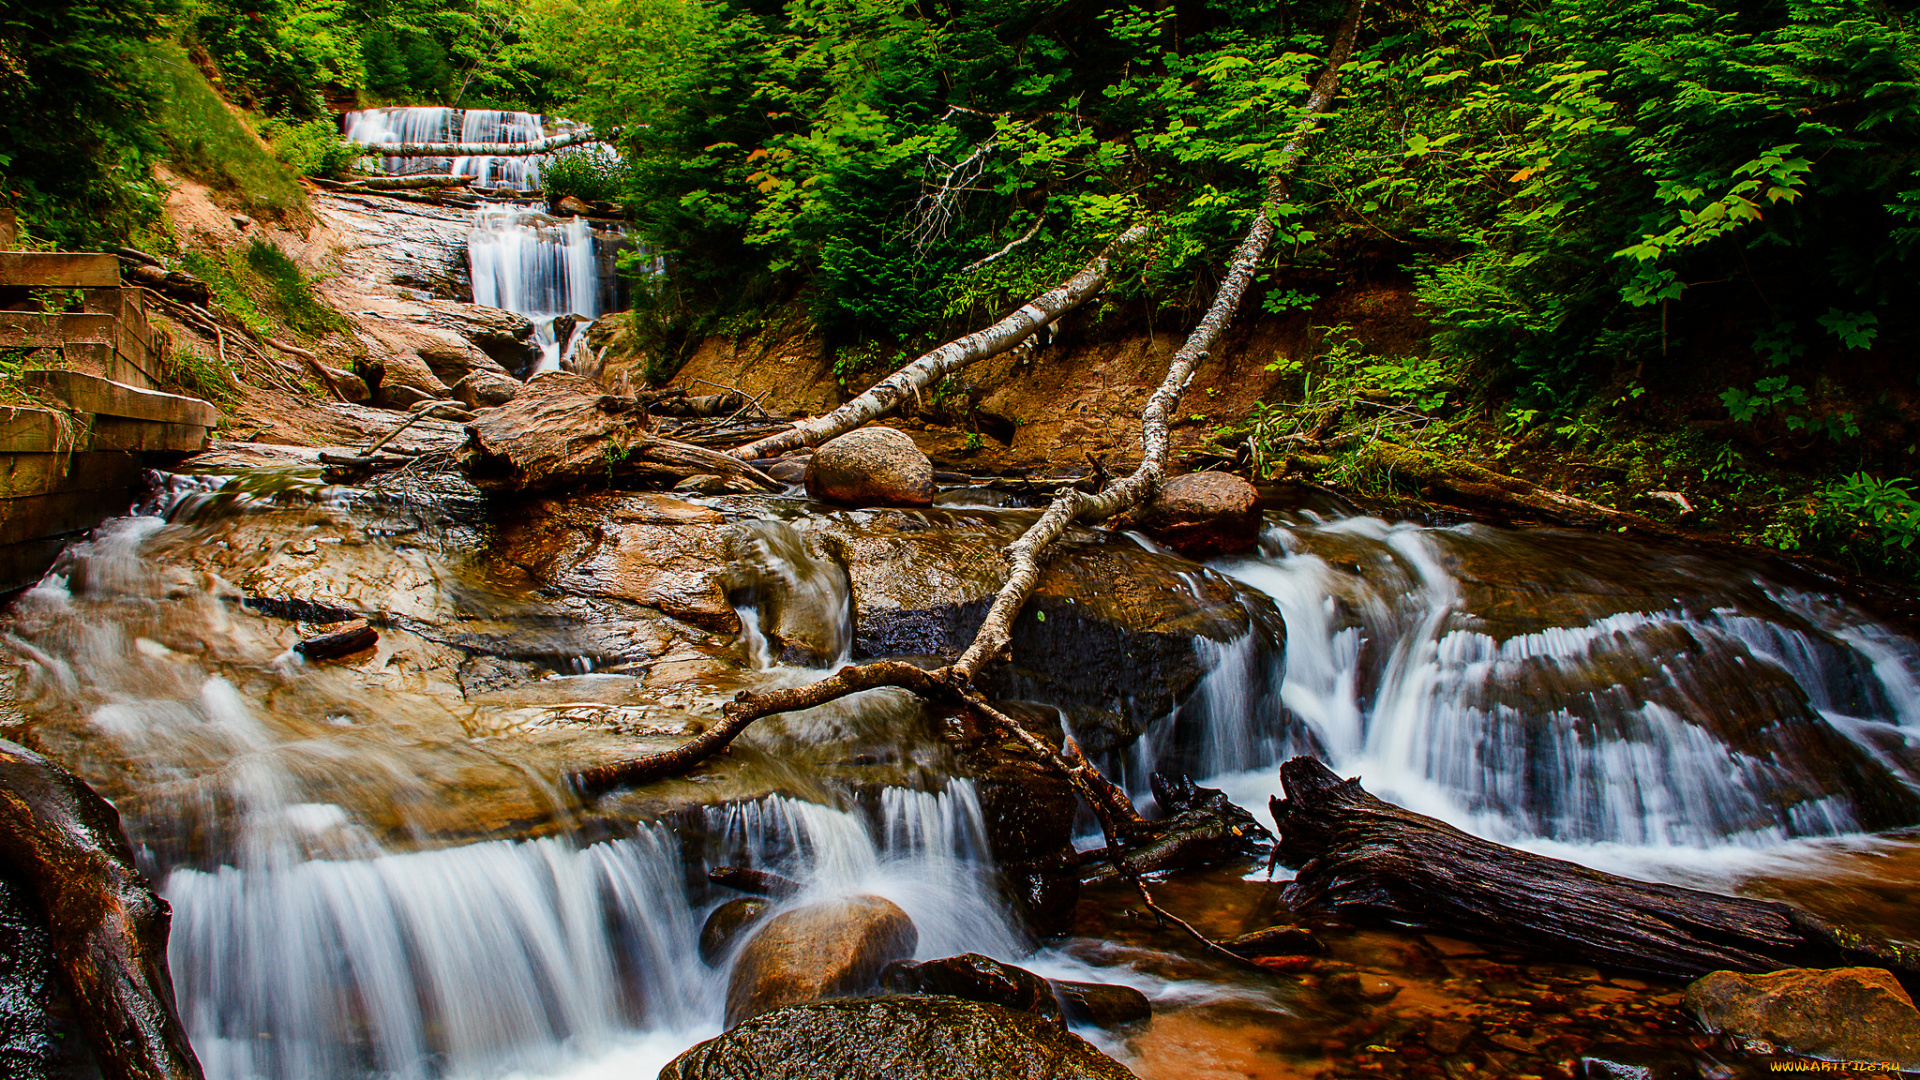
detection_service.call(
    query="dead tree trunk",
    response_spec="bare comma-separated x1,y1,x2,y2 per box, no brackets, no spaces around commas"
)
0,740,203,1080
1270,756,1920,984
727,224,1151,461
355,129,595,157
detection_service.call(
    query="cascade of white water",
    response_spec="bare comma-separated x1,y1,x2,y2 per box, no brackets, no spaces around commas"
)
467,208,601,373
1197,513,1920,851
342,106,554,191
4,504,1025,1080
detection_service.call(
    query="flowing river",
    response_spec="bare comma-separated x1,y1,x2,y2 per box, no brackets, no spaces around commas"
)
7,105,1916,1080
5,463,1918,1080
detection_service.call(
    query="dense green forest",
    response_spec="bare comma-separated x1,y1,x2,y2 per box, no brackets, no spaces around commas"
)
5,0,1920,579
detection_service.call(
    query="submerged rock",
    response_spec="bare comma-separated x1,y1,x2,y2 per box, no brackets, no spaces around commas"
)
700,898,771,966
1117,471,1261,558
880,953,1062,1025
724,896,919,1026
659,995,1134,1080
806,428,934,507
1684,967,1920,1068
1053,980,1152,1028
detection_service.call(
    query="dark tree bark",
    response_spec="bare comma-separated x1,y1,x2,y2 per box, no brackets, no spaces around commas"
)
0,740,202,1080
1270,756,1920,985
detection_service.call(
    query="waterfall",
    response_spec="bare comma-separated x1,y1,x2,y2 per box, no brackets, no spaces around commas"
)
342,106,556,191
1190,512,1920,852
468,208,602,373
165,787,1011,1080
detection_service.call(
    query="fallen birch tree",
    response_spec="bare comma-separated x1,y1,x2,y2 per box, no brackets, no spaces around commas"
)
726,222,1152,460
353,129,596,157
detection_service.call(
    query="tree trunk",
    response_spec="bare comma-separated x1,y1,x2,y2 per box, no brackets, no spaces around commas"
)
0,740,202,1080
355,129,595,157
726,223,1152,461
1270,756,1920,985
354,175,477,190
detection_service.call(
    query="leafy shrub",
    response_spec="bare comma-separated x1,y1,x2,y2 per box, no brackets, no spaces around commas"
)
541,147,630,204
258,118,358,179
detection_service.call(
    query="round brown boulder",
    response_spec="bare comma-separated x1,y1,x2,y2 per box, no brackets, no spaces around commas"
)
724,896,919,1026
1684,967,1920,1068
660,995,1135,1080
806,428,934,507
1120,471,1261,558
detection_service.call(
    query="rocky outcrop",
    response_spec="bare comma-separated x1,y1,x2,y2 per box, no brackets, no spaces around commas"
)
1115,471,1261,558
957,736,1081,935
1684,967,1920,1068
724,896,918,1026
881,953,1062,1025
659,996,1135,1080
806,428,934,507
416,300,539,376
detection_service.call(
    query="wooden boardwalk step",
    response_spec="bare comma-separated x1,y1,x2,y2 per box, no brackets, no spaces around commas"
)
0,251,119,288
19,370,219,428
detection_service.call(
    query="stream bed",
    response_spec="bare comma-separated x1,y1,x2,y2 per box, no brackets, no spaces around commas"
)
4,463,1918,1080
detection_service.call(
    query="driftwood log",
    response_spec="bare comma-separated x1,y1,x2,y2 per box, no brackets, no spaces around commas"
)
0,740,202,1080
458,370,778,493
1270,756,1920,985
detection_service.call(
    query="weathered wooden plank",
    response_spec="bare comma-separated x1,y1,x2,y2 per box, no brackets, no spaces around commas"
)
45,344,156,391
0,489,135,547
0,407,86,455
0,252,118,288
0,453,140,501
88,418,208,454
19,371,218,427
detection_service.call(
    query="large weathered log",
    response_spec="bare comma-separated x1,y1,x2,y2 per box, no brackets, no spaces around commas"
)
0,740,202,1080
354,129,595,157
726,223,1152,461
458,370,778,493
1270,756,1920,984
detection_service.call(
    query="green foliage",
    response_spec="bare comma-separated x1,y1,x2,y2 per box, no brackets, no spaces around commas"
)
182,239,344,341
542,148,632,204
1306,0,1920,414
183,0,562,118
149,42,311,221
1765,473,1920,582
258,117,358,178
0,0,176,246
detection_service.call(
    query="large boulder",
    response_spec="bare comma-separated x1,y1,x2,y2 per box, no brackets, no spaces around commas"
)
417,299,540,376
1684,967,1920,1068
881,953,1062,1025
724,896,918,1026
1115,471,1261,558
700,898,771,966
807,428,934,508
659,996,1135,1080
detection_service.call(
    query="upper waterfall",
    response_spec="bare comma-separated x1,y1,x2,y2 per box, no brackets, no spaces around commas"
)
342,106,563,191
